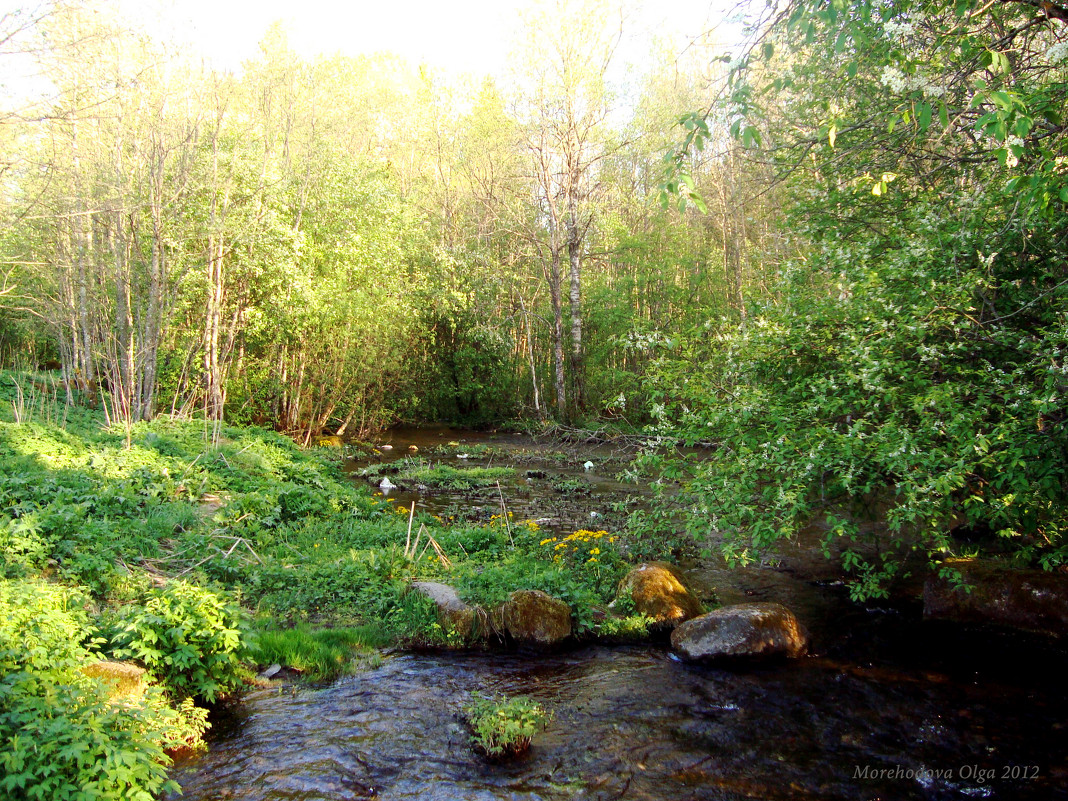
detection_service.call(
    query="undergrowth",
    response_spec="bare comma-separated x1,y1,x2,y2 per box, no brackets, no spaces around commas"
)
0,369,638,799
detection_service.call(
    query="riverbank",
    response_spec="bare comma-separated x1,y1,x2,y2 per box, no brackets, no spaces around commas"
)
0,371,659,800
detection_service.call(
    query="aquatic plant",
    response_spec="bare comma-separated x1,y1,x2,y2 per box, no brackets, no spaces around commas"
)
464,692,551,758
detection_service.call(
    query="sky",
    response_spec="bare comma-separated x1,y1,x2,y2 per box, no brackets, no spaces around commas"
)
114,0,745,77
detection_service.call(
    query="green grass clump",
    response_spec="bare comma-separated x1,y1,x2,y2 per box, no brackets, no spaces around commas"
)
402,464,515,488
248,624,390,680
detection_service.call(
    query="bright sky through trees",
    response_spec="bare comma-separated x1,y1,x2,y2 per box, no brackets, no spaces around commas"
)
113,0,739,76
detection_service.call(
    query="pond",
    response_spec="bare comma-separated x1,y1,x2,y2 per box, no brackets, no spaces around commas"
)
171,427,1068,801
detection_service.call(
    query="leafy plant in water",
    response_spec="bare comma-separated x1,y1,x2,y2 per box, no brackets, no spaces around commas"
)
464,692,551,758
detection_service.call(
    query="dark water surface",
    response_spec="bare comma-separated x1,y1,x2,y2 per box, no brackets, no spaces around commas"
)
172,428,1068,801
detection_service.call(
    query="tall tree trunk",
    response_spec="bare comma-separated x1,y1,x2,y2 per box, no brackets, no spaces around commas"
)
204,231,225,422
567,202,585,416
549,246,566,417
139,145,167,421
112,212,135,423
516,289,541,416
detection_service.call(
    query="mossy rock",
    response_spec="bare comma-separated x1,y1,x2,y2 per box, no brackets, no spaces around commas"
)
615,562,703,629
501,589,572,647
81,660,147,699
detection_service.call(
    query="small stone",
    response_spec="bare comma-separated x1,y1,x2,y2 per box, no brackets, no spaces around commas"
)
379,477,396,491
260,663,283,679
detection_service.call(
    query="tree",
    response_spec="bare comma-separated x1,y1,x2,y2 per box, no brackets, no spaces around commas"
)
513,0,624,419
646,0,1068,597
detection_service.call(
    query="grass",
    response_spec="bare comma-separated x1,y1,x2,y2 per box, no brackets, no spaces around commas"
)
247,624,391,680
403,464,515,488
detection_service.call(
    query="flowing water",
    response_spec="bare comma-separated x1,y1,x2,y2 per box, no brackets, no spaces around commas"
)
171,427,1068,801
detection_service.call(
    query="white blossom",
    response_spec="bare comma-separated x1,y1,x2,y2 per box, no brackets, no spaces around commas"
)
883,19,915,40
1046,40,1068,64
880,65,945,98
880,65,908,93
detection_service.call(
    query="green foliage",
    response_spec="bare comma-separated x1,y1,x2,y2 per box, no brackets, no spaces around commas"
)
464,692,551,758
103,582,246,703
597,611,655,640
0,579,199,801
397,464,515,489
650,0,1068,597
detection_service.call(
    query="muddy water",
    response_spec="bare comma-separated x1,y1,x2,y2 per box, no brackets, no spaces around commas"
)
172,428,1068,801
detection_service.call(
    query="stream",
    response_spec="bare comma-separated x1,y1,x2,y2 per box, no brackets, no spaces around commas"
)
170,427,1068,801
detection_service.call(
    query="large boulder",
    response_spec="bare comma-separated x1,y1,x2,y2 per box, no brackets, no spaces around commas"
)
671,602,808,662
411,581,476,643
924,559,1068,637
501,590,572,647
615,562,703,628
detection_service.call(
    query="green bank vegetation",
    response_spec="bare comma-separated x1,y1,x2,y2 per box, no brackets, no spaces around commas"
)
0,371,631,798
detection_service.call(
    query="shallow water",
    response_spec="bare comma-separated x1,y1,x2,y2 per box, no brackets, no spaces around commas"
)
343,424,645,536
172,427,1068,801
172,620,1068,801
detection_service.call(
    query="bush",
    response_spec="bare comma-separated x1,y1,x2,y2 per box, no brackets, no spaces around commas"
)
0,579,188,801
104,581,246,703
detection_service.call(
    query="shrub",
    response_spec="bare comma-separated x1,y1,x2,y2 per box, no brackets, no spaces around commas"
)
104,581,246,703
0,579,189,801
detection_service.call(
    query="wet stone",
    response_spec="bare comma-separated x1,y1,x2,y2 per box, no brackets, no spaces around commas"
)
671,602,809,662
501,589,572,647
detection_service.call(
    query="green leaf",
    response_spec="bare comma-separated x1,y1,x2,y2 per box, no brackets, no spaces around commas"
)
918,103,932,132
